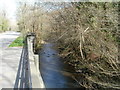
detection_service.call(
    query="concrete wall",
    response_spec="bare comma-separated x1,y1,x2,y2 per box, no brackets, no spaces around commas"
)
27,34,45,88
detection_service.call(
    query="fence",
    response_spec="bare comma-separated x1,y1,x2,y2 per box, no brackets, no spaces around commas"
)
14,33,45,89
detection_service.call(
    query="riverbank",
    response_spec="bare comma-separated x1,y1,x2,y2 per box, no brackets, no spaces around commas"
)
57,44,120,89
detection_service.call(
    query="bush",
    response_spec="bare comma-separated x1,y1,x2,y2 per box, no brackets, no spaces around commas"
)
48,2,120,89
9,36,24,47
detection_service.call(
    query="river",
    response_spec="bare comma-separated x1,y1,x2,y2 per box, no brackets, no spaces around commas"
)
39,43,82,88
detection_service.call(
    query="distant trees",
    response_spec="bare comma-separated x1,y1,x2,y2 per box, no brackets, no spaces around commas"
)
17,2,51,49
0,10,9,32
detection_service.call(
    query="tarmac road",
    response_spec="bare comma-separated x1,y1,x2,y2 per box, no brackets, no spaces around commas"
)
0,31,22,89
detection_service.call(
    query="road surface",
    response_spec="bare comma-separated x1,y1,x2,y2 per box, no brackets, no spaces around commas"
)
0,31,22,89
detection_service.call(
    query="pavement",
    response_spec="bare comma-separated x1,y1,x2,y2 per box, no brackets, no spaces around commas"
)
0,31,22,89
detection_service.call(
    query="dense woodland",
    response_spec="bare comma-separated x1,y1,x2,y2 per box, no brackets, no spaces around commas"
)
17,2,120,89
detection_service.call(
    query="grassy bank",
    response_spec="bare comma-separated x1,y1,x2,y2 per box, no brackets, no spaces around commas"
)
9,36,24,47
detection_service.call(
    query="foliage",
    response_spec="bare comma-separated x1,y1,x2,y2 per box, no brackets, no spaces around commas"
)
48,2,120,89
0,10,9,32
17,3,51,49
9,36,24,47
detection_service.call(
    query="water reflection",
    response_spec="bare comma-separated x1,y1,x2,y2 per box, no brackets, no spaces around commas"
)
39,43,80,88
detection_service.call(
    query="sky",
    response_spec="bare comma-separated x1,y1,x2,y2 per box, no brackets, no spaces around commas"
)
0,0,36,24
0,0,17,22
0,0,118,24
0,0,71,23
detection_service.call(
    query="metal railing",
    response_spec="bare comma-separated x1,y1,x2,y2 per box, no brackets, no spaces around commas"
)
14,33,45,89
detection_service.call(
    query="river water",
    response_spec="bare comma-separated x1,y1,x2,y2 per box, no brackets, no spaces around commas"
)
39,43,81,88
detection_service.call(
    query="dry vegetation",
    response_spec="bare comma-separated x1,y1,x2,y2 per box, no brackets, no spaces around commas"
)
48,2,120,89
17,3,51,49
17,2,120,89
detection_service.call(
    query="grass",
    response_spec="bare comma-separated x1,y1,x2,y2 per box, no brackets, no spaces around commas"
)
9,36,24,47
